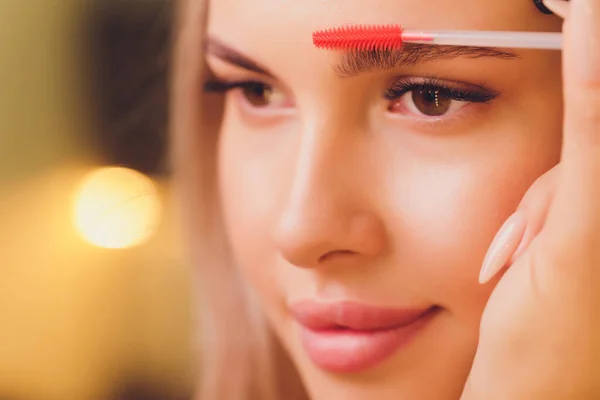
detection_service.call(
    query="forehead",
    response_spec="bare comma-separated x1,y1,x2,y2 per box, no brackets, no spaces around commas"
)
207,0,557,43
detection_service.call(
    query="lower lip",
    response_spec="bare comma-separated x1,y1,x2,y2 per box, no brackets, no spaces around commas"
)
299,308,437,373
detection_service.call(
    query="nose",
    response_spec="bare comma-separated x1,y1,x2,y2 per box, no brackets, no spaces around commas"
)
271,124,387,269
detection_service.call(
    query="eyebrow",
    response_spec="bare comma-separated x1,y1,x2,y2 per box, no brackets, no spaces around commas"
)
336,44,519,77
205,36,519,79
205,37,274,77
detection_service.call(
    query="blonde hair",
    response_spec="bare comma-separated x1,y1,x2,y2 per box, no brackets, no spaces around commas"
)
169,1,306,399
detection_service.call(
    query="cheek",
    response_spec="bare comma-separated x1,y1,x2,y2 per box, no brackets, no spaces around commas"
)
217,120,287,301
376,167,508,320
382,129,560,317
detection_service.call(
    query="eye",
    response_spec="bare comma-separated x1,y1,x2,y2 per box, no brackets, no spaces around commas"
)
393,87,464,117
385,78,498,118
204,80,293,109
239,82,288,108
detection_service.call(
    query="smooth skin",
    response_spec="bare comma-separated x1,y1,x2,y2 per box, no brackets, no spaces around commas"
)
205,0,598,398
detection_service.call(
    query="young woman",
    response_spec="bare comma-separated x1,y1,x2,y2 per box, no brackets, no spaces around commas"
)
170,0,598,398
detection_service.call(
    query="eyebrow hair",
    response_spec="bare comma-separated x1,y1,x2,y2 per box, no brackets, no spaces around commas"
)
336,44,519,77
205,37,518,80
205,37,274,77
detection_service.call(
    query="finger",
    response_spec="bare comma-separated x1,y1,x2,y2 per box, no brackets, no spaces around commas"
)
480,167,559,284
549,0,600,232
543,0,571,19
510,167,558,262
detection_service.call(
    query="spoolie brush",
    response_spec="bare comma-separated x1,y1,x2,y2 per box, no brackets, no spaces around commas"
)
312,24,563,51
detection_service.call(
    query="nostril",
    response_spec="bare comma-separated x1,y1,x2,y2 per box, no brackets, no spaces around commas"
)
318,249,355,263
274,211,386,268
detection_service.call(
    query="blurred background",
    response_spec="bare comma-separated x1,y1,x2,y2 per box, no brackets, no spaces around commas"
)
0,1,196,399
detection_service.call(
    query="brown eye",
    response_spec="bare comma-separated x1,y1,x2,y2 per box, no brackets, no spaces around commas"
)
411,88,452,116
385,79,498,119
240,82,287,108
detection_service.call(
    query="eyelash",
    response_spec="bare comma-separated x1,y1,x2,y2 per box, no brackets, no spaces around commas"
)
204,80,270,94
384,77,498,104
203,77,499,107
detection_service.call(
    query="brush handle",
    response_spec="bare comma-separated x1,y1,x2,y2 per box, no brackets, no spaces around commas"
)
402,30,563,50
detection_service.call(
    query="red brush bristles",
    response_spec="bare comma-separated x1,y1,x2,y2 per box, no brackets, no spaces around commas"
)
312,24,404,51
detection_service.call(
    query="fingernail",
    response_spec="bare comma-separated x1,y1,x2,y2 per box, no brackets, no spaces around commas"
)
543,0,570,19
479,212,527,284
509,232,528,264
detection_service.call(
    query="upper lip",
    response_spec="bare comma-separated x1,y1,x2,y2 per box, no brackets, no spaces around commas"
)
289,300,434,332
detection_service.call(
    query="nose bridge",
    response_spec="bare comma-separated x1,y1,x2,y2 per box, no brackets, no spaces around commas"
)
286,109,357,227
291,89,364,201
272,111,386,268
299,121,345,195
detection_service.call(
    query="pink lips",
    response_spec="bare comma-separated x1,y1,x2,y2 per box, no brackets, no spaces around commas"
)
290,301,437,373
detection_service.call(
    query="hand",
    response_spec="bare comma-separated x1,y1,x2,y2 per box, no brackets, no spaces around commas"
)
462,0,600,398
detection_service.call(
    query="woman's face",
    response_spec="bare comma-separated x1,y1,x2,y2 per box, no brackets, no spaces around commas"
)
206,0,563,398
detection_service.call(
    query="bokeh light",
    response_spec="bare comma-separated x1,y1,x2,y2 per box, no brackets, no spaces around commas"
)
74,167,161,249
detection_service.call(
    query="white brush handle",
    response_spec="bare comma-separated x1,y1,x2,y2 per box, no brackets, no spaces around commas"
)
402,30,563,50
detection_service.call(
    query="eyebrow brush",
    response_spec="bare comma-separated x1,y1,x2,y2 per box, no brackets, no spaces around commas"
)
313,25,563,51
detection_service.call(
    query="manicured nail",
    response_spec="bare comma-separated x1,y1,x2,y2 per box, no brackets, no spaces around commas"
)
509,233,528,264
479,212,527,284
543,0,571,19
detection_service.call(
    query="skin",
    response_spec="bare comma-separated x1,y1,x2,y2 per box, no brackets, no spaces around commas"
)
463,1,600,397
204,0,569,399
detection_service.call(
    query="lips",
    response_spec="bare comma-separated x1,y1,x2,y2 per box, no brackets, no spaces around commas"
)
290,301,431,331
289,301,438,373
